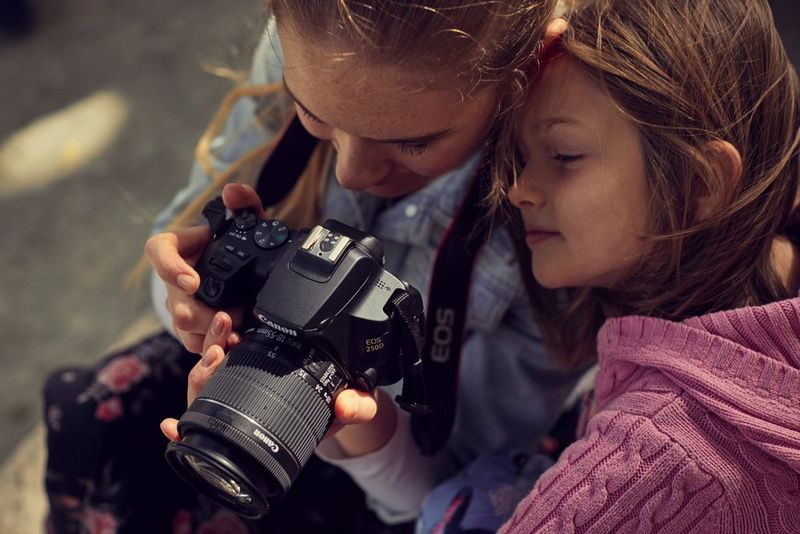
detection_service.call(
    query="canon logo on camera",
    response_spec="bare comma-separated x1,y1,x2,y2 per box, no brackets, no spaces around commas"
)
257,315,298,337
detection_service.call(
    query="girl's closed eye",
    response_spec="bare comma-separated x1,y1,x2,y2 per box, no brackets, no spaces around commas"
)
552,153,583,165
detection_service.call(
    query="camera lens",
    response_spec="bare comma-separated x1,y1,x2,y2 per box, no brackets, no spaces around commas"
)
185,455,250,503
166,432,269,517
165,327,348,518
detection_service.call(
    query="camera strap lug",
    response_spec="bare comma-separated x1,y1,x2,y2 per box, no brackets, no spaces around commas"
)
387,289,430,418
202,196,230,239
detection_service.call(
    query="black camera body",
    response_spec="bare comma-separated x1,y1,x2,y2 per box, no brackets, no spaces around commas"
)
194,197,413,389
166,197,426,518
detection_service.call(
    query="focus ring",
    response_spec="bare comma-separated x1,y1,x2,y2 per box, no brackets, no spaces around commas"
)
179,409,293,494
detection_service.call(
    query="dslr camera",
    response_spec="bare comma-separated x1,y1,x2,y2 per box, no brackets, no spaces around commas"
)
165,197,428,518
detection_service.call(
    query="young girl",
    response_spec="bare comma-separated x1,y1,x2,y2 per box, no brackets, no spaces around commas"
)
44,2,582,533
493,0,800,531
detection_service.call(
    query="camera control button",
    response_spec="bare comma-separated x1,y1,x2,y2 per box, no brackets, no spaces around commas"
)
254,220,290,249
305,360,323,375
209,257,234,272
203,277,222,298
224,245,236,255
235,249,250,260
234,211,257,230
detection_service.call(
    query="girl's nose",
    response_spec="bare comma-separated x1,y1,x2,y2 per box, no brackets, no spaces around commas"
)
508,168,547,209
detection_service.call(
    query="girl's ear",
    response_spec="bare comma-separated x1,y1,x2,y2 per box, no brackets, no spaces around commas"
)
544,18,568,48
696,140,742,221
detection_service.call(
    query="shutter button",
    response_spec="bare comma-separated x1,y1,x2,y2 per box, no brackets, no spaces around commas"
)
234,211,258,230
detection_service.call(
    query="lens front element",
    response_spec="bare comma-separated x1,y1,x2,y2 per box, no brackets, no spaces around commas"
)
165,328,348,518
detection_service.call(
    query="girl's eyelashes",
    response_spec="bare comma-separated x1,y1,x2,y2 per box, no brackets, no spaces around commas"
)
553,153,583,164
397,142,430,157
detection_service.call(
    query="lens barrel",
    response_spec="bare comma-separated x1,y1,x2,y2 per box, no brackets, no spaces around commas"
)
165,328,348,518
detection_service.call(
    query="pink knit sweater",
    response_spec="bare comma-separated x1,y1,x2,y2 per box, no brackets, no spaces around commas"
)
500,298,800,533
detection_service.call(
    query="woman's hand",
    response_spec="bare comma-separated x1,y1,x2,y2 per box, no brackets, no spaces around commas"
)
160,308,236,441
160,312,394,456
145,183,266,354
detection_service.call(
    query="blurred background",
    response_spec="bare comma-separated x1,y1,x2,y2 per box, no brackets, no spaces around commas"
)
0,0,263,463
0,0,797,469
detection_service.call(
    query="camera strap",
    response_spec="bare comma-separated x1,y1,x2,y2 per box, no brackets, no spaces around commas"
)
255,115,491,456
410,156,491,455
255,114,320,206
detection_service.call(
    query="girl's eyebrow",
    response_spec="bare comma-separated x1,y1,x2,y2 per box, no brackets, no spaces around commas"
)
282,77,454,145
540,117,585,129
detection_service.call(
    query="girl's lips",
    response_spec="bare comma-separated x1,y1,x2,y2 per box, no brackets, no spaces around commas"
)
525,230,559,246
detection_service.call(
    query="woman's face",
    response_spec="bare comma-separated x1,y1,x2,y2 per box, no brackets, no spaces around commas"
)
509,56,651,289
279,24,500,198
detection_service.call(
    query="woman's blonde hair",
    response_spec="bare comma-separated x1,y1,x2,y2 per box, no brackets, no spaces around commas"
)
492,0,800,369
130,0,557,284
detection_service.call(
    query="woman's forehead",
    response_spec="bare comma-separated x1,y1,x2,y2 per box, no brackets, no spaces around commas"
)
281,26,498,140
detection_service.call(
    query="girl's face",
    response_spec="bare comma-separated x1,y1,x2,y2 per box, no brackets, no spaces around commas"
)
510,56,651,289
279,25,499,198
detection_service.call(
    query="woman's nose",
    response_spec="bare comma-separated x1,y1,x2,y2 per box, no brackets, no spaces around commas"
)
333,133,391,191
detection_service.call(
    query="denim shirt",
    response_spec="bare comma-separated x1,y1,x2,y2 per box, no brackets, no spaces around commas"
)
320,154,580,460
151,22,583,520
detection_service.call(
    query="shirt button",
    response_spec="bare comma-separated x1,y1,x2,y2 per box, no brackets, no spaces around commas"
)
404,204,418,218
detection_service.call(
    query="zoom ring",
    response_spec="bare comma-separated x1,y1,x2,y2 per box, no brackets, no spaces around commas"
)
199,346,334,471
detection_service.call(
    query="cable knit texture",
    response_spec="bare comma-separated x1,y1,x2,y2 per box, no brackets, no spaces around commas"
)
500,298,800,533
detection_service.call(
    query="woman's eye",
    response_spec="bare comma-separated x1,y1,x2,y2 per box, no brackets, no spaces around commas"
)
397,142,430,157
298,106,323,124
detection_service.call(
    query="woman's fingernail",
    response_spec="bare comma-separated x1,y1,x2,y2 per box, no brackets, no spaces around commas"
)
177,274,194,291
201,347,218,368
211,316,223,336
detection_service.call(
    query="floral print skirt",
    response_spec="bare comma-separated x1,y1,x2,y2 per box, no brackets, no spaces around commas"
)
43,332,412,534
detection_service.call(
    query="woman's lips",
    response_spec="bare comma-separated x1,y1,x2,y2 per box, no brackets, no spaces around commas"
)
525,229,559,246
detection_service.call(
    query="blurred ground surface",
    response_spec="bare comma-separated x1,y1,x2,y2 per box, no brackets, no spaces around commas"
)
0,0,262,463
0,0,797,498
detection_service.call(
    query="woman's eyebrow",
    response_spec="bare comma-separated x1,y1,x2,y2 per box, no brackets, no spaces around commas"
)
283,77,454,145
283,78,325,123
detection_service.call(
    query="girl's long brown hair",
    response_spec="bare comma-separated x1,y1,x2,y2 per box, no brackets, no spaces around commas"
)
493,0,800,369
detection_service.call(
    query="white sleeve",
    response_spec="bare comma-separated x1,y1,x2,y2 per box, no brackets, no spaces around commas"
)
315,403,441,524
150,269,176,336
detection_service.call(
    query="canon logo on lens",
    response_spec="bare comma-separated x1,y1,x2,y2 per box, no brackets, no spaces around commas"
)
253,429,280,453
